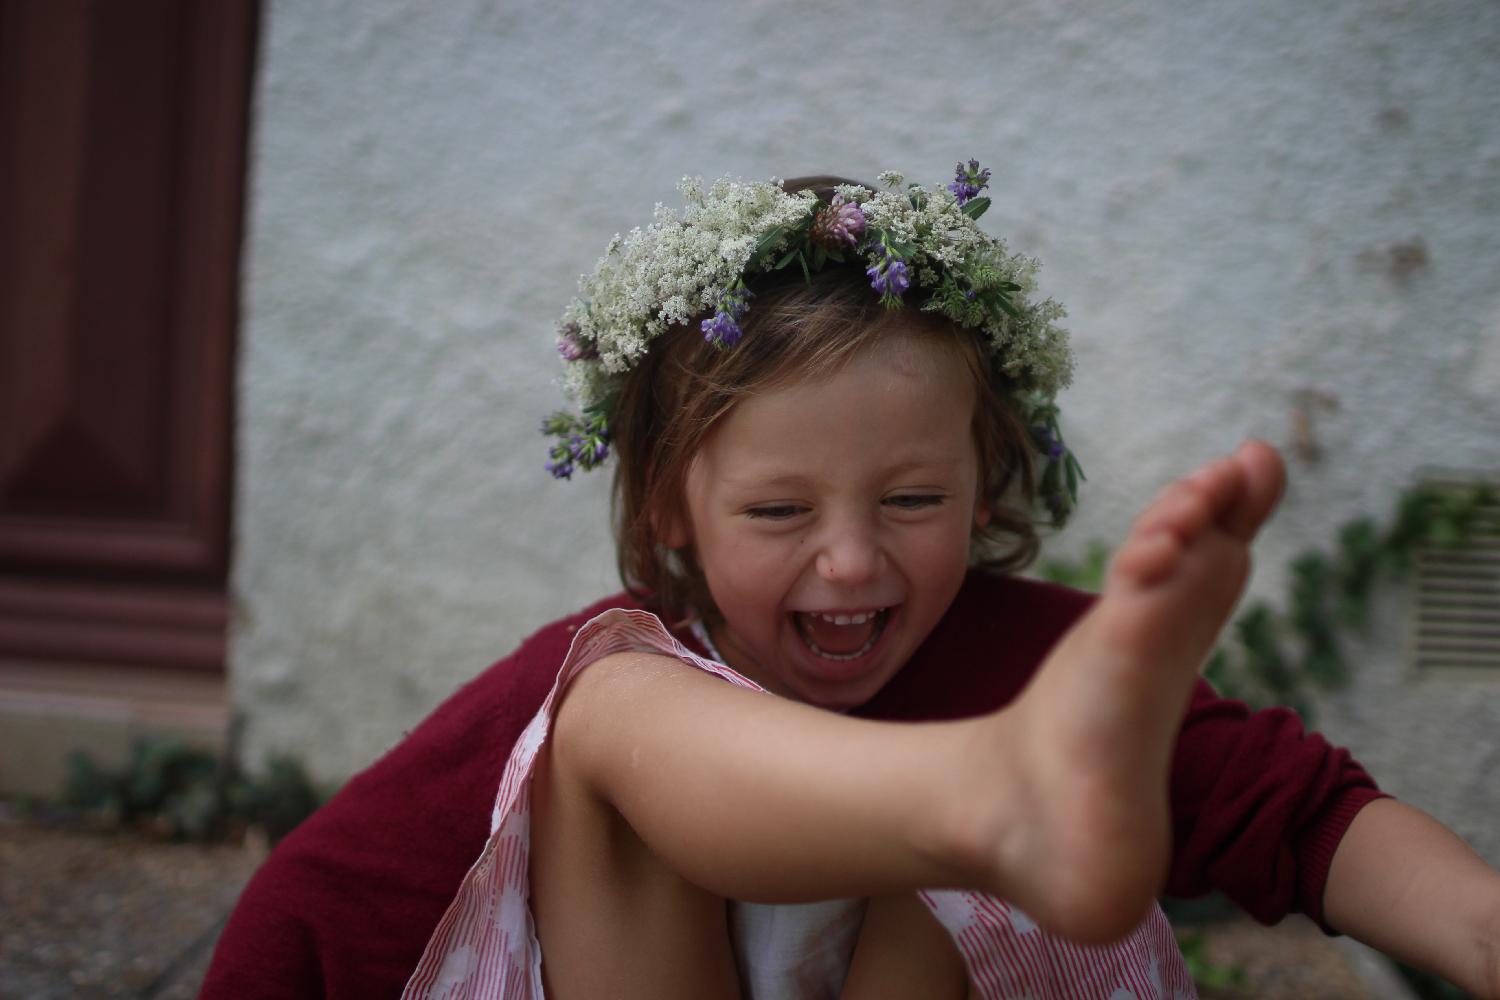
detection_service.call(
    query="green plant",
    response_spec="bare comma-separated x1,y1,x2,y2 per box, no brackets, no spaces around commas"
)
1037,540,1111,593
62,736,329,844
1175,929,1249,992
1038,481,1496,718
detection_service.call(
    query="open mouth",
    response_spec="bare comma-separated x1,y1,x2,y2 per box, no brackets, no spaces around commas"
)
792,608,892,661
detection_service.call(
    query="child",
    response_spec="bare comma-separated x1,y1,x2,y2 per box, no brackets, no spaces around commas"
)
204,167,1500,999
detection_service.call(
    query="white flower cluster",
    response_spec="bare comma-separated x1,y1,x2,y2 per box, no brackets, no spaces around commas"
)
857,184,1073,397
555,168,1073,414
560,177,815,406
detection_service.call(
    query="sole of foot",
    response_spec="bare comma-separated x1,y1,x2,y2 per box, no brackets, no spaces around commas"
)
994,441,1285,943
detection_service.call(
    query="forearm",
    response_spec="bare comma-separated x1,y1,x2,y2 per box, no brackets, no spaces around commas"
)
1323,798,1500,999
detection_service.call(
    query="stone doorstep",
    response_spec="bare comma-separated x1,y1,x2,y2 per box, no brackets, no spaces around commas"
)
0,657,230,799
1188,913,1424,1000
1335,936,1425,1000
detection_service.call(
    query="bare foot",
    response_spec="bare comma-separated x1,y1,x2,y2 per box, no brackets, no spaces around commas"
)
982,441,1286,942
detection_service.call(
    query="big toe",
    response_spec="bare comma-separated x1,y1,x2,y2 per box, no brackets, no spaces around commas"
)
1221,440,1285,541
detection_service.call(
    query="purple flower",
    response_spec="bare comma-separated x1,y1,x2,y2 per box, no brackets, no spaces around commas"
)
701,285,753,347
867,259,910,298
810,194,867,251
546,457,574,480
702,310,743,347
556,323,598,362
947,159,992,205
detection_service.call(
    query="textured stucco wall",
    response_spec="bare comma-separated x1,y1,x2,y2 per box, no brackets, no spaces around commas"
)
235,0,1500,854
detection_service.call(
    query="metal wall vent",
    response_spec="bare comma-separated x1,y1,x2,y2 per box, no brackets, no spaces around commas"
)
1411,480,1500,675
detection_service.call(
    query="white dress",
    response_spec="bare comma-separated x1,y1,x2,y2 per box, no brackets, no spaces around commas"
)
402,608,1196,1000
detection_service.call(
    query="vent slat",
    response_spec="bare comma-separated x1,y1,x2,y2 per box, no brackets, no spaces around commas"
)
1415,597,1500,613
1417,612,1500,625
1416,626,1500,641
1410,479,1500,673
1415,644,1500,658
1416,548,1500,563
1417,566,1500,580
1417,654,1500,669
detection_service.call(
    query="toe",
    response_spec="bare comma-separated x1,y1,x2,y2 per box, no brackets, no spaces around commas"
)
1133,474,1221,546
1221,441,1286,541
1109,528,1183,589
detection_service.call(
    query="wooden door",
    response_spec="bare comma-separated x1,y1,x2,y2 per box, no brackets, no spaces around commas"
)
0,0,257,675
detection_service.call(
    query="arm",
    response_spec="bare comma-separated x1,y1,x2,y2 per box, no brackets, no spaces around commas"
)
1164,682,1385,925
1323,798,1500,1000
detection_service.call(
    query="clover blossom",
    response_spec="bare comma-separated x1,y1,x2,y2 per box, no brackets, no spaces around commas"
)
810,194,866,251
556,322,598,362
948,159,992,205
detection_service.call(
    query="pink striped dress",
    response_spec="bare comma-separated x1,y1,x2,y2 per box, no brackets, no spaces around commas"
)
402,608,1197,1000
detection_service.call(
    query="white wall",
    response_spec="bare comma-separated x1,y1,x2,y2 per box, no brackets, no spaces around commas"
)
235,0,1500,858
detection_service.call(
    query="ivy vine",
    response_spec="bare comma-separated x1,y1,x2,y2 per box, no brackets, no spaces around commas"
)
1038,481,1498,721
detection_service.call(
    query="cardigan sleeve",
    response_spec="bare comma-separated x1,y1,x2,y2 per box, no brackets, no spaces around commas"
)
199,594,639,999
1164,679,1386,930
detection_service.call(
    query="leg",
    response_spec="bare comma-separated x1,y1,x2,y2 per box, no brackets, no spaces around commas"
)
531,738,742,999
841,893,974,1000
537,442,1285,959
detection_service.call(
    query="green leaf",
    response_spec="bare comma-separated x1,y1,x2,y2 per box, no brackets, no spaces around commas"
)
774,247,800,270
749,226,785,268
812,244,827,269
960,196,991,220
1040,460,1061,493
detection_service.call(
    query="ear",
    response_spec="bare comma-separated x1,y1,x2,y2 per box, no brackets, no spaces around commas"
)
653,504,692,550
973,498,992,530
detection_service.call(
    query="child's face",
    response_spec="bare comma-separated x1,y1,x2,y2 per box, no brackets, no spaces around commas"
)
670,330,989,710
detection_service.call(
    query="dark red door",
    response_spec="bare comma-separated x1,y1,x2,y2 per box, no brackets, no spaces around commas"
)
0,1,257,674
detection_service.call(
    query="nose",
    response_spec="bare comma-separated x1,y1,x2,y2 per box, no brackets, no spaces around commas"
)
813,515,885,586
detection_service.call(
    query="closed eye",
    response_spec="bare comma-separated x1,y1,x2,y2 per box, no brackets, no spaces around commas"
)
884,494,947,510
745,505,808,520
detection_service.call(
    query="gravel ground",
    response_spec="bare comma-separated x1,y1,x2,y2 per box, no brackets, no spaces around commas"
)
0,812,263,1000
0,808,1417,999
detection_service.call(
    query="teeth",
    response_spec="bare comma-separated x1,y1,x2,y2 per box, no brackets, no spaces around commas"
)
798,608,890,661
810,631,880,661
816,609,881,626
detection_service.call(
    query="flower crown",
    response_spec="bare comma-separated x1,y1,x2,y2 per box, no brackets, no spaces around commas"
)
542,161,1085,525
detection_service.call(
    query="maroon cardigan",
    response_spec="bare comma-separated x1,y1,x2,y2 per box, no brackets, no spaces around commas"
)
200,572,1381,998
